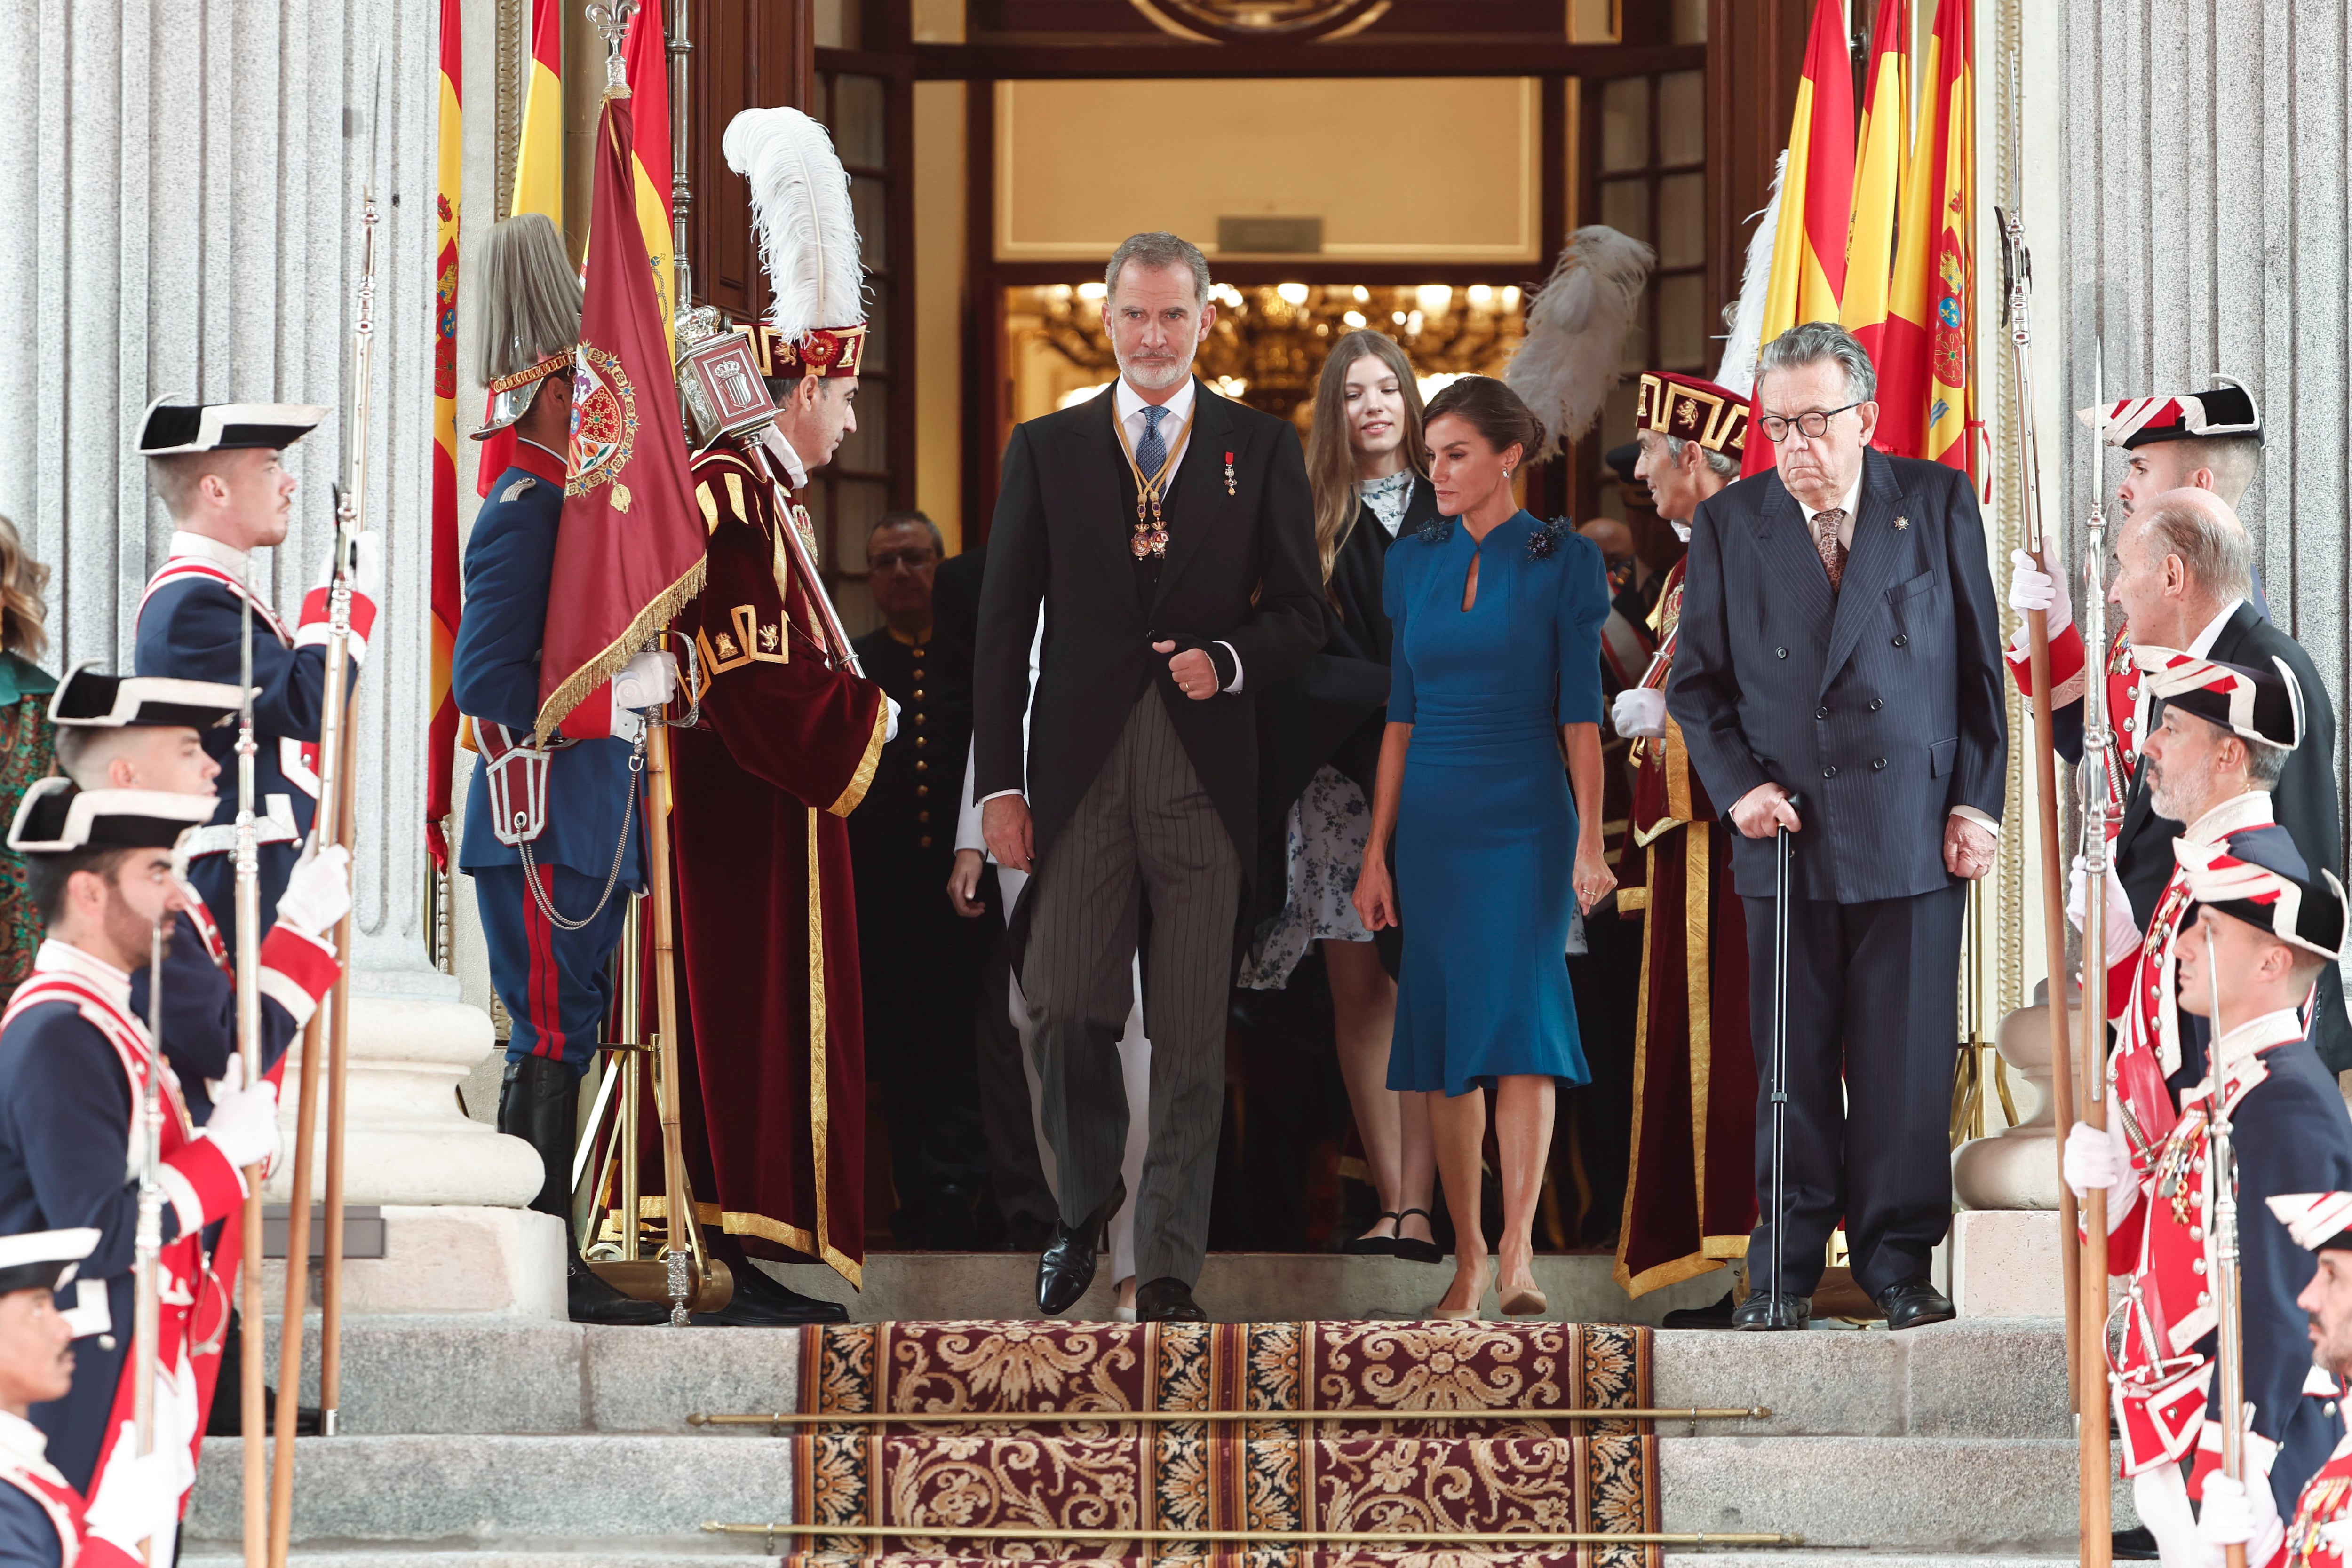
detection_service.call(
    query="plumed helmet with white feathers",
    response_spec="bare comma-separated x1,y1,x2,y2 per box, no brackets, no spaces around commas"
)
723,106,870,380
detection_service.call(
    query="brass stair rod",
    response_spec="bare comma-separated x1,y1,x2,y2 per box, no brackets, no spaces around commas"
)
690,1406,1768,1427
703,1522,1801,1548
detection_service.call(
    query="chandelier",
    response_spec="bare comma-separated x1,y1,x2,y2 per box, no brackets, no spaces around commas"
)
1023,281,1525,427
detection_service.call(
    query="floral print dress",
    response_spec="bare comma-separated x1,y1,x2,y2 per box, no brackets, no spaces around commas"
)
0,652,56,994
1237,473,1416,990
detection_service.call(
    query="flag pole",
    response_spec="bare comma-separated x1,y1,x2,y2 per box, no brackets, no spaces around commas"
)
1998,212,2081,1407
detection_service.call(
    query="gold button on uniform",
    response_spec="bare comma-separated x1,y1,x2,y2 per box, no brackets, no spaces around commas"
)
915,760,928,772
917,784,929,797
918,811,930,823
916,736,928,748
915,713,928,726
913,689,925,700
920,835,933,847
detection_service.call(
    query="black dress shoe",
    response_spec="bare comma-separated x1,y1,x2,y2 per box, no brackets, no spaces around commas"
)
1731,1291,1811,1331
1135,1277,1207,1323
2112,1526,2161,1560
1877,1276,1955,1330
692,1262,849,1326
568,1257,672,1325
1661,1289,1738,1330
1006,1213,1057,1252
1036,1210,1106,1315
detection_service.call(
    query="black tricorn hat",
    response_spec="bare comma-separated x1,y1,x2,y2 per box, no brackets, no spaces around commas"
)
2177,822,2346,962
2132,648,2303,752
49,665,243,730
0,1228,99,1296
138,396,326,457
6,778,215,855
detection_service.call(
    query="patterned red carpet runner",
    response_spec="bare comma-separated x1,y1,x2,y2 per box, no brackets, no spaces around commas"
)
780,1320,1661,1568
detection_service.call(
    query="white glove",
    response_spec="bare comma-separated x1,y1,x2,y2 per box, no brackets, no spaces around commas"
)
315,532,386,605
1611,687,1669,740
2194,1471,2284,1568
611,649,678,713
200,1058,281,1172
2009,548,2072,634
2066,854,2143,966
885,696,902,744
2062,1118,2128,1203
273,841,351,941
82,1422,191,1554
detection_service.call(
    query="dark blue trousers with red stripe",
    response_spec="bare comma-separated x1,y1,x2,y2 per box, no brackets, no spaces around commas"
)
471,863,629,1077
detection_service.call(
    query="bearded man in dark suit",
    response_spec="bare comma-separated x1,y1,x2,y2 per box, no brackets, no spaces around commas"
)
1667,321,2007,1333
973,231,1325,1323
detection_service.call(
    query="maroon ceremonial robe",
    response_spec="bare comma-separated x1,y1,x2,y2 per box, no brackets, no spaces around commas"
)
661,439,888,1285
1613,556,1758,1296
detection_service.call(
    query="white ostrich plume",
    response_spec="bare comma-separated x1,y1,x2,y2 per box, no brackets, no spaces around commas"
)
1504,225,1654,463
723,106,866,347
1715,151,1786,397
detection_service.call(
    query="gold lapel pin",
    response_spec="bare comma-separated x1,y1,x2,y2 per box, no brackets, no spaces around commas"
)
1893,515,1910,531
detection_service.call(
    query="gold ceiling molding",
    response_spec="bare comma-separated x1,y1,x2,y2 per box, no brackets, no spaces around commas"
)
1128,0,1391,43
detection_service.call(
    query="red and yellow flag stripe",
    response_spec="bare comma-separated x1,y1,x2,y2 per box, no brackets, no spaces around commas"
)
1879,0,1977,476
1744,0,1858,475
428,0,462,869
510,0,564,223
1839,0,1908,396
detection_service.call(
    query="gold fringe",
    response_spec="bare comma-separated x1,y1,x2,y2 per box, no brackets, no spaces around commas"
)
532,555,708,745
828,703,888,816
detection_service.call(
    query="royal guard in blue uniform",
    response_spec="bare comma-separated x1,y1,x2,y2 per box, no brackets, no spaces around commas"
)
0,1228,184,1568
2193,1190,2352,1566
132,398,380,958
2067,808,2352,1556
0,781,281,1514
48,668,348,1125
454,213,674,1327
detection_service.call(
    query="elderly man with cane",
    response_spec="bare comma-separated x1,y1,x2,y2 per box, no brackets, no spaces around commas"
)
1667,321,2007,1331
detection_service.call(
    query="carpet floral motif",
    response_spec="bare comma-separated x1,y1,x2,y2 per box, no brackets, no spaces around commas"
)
786,1322,1659,1568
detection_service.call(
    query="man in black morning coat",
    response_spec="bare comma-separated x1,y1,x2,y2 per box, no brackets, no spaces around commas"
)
973,231,1324,1323
1667,321,2007,1332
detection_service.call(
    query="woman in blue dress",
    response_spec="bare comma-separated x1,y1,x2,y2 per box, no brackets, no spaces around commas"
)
1352,376,1614,1320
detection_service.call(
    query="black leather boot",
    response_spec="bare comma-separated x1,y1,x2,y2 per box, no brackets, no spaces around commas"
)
498,1054,669,1326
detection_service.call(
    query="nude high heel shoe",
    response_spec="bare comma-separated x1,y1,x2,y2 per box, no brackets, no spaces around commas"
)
1430,1258,1490,1321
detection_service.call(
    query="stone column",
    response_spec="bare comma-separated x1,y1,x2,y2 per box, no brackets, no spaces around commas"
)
0,0,559,1317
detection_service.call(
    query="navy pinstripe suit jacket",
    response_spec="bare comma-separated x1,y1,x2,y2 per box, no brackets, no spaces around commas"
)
1665,447,2008,904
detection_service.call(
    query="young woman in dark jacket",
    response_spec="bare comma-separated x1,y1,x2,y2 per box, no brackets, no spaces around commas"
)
1241,331,1439,1261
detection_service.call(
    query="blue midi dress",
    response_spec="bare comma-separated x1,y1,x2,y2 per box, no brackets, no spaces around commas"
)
1383,511,1611,1097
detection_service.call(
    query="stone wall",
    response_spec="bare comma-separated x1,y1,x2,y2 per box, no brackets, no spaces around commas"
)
0,0,452,995
2059,0,2352,855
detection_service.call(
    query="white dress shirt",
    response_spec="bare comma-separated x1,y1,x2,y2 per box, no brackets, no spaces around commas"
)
1796,469,1997,840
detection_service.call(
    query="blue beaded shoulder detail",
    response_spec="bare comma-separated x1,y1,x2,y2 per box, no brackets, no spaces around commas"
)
1414,514,1454,546
1524,515,1569,561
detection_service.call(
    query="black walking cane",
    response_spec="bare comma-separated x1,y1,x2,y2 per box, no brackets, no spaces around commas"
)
1767,791,1803,1328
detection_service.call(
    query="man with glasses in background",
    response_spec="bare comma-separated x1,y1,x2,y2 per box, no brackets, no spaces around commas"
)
850,511,992,1248
1667,321,2007,1333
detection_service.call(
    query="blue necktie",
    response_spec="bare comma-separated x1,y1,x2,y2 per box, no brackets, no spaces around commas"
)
1137,404,1168,477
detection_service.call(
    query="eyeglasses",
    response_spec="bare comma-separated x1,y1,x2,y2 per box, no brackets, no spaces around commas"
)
868,550,938,573
1757,403,1862,444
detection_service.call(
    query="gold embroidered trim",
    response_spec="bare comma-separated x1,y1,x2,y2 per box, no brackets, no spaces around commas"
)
724,472,748,529
698,483,722,533
1613,834,1663,1299
1686,818,1713,1241
828,703,887,817
1616,887,1649,914
805,807,860,1286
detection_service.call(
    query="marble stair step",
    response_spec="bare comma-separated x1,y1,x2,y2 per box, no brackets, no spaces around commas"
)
183,1433,2125,1554
254,1313,2066,1440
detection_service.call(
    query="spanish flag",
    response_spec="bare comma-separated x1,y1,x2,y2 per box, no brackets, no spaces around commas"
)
428,0,461,870
1880,0,1977,475
1743,0,1858,475
510,0,564,225
623,6,676,355
1839,0,1908,396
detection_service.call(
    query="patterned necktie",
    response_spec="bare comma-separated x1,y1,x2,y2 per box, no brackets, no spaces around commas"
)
1137,404,1168,477
1813,507,1849,592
